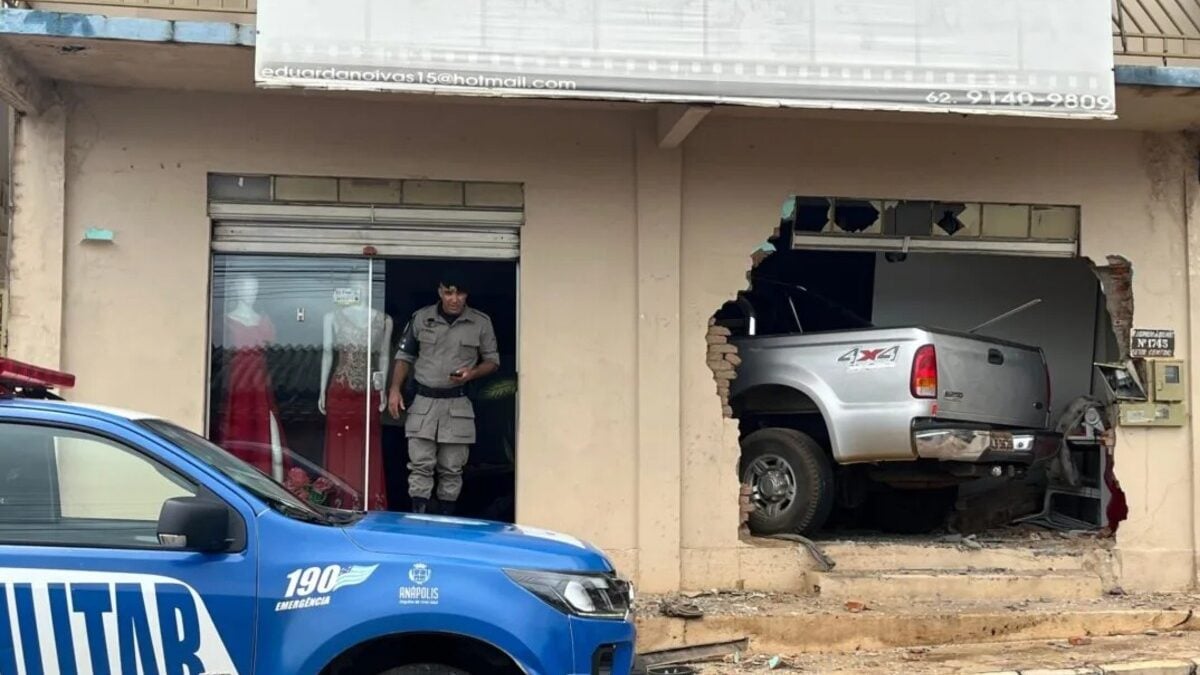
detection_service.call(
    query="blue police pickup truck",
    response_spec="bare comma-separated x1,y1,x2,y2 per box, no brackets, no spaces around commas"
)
0,359,636,675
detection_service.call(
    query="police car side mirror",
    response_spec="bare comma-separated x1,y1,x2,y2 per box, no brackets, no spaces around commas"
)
157,497,231,553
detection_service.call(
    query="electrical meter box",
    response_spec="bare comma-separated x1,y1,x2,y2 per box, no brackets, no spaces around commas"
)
1095,359,1188,427
1151,359,1186,402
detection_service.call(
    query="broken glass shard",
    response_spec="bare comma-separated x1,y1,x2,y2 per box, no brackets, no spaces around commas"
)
834,199,880,233
794,197,831,233
937,212,964,235
936,203,968,236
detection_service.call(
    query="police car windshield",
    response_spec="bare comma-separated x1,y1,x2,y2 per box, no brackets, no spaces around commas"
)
139,419,334,524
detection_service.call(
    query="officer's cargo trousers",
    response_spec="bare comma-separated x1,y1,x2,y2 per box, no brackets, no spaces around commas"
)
407,439,469,501
404,394,475,501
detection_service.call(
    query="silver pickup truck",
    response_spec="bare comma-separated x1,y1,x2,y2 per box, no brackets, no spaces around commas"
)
722,286,1060,535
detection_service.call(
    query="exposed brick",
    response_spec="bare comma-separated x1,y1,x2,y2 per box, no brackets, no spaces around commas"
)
709,360,734,372
739,483,754,527
709,344,737,354
713,370,737,381
706,334,729,345
725,353,742,367
708,325,732,337
1094,256,1133,360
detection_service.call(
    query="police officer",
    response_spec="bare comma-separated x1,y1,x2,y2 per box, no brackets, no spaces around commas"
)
387,274,499,515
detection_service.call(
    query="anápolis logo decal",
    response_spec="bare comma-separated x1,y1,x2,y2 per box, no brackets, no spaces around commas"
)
399,563,440,606
408,563,432,585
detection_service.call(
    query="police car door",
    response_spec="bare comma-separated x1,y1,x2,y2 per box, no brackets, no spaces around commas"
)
0,416,256,674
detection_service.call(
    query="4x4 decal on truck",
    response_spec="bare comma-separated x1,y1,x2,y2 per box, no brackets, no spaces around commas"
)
838,345,900,370
277,564,379,613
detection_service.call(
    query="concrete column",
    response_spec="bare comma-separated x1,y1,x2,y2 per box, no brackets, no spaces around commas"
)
1185,132,1200,589
635,115,684,592
1101,131,1196,592
6,103,66,368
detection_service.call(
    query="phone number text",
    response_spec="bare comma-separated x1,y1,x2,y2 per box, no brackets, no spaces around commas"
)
924,90,1112,110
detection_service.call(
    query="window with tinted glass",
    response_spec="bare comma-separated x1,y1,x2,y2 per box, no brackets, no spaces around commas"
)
0,423,197,548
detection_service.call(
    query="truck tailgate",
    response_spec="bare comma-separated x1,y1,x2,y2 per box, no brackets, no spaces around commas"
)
932,332,1050,429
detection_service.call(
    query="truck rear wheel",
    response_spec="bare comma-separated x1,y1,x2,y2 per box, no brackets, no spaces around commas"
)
380,666,470,675
740,428,834,535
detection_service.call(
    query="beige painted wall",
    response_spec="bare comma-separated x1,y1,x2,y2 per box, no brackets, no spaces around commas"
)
11,84,1197,592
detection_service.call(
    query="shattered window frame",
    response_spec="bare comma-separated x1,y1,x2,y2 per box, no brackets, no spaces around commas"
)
784,196,1080,244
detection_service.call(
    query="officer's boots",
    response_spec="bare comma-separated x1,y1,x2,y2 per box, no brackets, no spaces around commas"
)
411,497,429,514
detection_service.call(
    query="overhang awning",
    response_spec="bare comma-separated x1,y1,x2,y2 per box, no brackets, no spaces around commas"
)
4,6,1200,132
0,8,256,100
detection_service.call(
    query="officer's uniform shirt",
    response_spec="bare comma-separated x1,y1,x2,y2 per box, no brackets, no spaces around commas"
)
395,305,499,443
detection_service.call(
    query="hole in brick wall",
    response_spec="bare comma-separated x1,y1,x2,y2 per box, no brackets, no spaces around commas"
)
709,202,1132,542
1086,255,1133,534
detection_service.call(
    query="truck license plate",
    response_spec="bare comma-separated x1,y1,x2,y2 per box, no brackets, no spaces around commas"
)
991,433,1014,450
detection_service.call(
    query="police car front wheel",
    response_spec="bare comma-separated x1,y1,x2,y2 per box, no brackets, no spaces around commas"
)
380,665,470,675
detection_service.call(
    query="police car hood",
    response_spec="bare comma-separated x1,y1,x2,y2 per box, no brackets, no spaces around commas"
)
343,512,614,572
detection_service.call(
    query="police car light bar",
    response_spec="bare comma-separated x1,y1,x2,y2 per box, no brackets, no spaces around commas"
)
0,358,75,395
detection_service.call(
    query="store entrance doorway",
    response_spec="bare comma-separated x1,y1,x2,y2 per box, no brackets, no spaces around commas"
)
206,254,518,522
382,259,518,521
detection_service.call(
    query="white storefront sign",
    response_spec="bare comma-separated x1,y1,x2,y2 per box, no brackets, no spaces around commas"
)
256,0,1116,119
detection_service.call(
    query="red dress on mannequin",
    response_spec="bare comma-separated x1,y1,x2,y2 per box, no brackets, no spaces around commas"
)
324,309,388,510
215,314,290,477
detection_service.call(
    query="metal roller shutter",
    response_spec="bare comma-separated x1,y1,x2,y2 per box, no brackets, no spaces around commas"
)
209,202,522,259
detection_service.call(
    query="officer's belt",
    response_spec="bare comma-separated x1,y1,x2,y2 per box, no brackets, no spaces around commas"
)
416,384,467,399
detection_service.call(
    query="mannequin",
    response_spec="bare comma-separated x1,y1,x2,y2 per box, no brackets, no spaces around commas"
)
319,276,393,510
215,273,288,481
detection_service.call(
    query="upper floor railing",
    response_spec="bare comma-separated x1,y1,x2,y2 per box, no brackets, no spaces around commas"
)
1114,0,1200,61
12,0,1200,64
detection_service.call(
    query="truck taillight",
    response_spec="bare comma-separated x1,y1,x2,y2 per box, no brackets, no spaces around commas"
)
911,345,937,399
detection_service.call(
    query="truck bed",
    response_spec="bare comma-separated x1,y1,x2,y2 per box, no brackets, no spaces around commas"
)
731,326,1052,463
